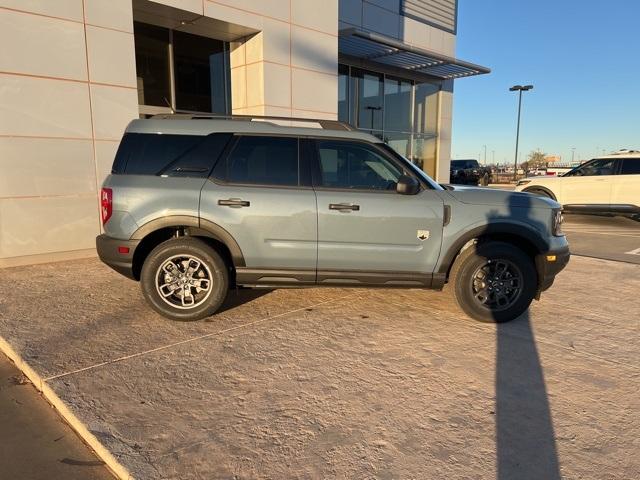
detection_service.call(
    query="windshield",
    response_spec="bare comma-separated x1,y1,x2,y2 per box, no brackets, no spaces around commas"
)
451,160,479,169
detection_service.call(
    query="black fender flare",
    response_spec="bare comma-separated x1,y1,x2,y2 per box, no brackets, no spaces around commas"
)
130,215,246,267
437,222,549,276
522,185,557,201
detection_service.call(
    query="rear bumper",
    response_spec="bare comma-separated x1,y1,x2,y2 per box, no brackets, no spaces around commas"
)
536,245,570,293
96,234,140,280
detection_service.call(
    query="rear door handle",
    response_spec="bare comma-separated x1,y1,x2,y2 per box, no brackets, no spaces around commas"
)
329,203,360,212
218,198,250,208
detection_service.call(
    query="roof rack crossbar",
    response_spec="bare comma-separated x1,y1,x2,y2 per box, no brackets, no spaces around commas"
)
151,113,356,131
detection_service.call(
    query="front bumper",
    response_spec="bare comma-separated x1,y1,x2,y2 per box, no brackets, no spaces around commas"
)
96,234,140,280
535,245,570,294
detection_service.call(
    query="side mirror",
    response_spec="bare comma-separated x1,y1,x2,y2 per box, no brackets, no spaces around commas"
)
396,175,420,195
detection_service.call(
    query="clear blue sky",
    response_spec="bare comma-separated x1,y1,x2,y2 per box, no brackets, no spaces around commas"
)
452,0,640,165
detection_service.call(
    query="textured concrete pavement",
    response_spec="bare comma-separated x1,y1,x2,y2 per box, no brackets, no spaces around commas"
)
0,257,638,479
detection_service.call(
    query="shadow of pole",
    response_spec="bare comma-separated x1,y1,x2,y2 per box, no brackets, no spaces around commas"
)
484,193,562,479
496,311,561,480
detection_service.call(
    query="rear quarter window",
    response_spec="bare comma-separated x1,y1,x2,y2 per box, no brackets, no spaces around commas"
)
112,133,230,177
619,158,640,175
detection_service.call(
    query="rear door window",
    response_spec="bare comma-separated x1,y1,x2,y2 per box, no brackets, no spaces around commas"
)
214,136,299,186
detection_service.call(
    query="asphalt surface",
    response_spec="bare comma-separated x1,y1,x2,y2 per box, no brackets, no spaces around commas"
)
0,354,114,480
563,213,640,264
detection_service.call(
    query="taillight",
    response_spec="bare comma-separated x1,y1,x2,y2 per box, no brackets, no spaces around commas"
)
101,188,112,225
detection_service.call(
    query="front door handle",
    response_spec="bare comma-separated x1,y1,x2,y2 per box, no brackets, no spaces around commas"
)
329,203,360,212
218,198,250,208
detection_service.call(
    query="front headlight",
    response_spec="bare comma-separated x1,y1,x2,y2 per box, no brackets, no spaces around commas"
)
552,209,564,236
516,179,531,186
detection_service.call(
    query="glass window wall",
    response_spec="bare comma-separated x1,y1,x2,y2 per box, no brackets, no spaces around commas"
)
134,21,230,116
337,64,440,176
354,69,384,132
384,76,412,133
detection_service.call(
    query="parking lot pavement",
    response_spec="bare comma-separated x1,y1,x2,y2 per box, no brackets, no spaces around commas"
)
487,185,640,264
0,354,114,480
0,257,639,479
563,214,640,264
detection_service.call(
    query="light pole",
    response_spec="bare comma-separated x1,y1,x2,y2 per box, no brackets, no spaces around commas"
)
571,147,576,163
483,144,487,165
509,84,533,180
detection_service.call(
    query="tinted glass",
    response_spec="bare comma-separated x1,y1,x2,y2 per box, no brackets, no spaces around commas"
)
620,159,640,175
452,160,479,169
317,141,403,190
112,133,206,176
384,77,412,132
567,158,616,176
160,133,231,177
173,30,228,113
355,69,383,131
224,136,299,186
338,64,350,124
134,22,171,107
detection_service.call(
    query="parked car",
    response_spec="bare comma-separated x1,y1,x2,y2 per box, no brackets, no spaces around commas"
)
450,159,491,186
515,150,640,216
97,114,569,323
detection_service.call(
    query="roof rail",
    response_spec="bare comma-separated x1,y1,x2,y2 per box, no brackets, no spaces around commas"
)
151,112,356,131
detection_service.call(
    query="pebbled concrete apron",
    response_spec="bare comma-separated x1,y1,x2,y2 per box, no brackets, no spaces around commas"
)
0,256,638,479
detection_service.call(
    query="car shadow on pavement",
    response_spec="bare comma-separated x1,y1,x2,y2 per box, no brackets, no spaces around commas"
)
214,288,273,316
496,311,561,480
489,193,561,479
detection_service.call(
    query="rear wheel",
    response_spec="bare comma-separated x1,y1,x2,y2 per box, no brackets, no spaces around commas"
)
140,237,228,321
450,241,537,323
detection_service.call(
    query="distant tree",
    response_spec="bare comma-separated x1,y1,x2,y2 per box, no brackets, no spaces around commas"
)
523,150,547,171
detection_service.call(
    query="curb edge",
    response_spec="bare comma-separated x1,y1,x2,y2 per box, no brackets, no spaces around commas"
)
0,335,134,480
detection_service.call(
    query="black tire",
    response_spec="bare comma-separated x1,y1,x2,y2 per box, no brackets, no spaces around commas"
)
450,241,537,323
140,237,229,321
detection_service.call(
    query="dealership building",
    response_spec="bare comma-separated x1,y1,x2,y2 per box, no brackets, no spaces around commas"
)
0,0,488,267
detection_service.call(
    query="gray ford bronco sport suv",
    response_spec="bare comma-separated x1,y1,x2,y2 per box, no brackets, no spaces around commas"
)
97,115,569,323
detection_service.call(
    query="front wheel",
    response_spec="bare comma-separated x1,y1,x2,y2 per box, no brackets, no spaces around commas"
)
140,237,229,321
449,241,537,323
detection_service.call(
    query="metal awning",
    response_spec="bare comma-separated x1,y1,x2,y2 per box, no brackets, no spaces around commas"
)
339,28,490,80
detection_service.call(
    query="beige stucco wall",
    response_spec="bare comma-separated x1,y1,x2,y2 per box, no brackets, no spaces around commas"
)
0,0,138,267
221,0,339,120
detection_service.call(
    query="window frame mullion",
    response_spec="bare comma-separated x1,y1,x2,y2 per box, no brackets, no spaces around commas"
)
168,28,176,111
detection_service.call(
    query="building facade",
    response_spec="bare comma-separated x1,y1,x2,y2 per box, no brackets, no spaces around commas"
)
0,0,487,267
